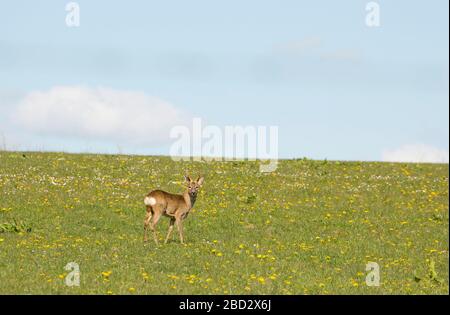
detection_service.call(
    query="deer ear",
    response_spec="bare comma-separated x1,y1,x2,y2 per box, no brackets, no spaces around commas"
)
197,176,204,186
184,175,191,183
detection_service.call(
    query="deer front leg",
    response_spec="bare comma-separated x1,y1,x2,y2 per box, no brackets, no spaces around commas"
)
164,218,175,244
175,217,184,244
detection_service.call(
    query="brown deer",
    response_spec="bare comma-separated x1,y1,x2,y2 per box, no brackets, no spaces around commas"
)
143,175,204,245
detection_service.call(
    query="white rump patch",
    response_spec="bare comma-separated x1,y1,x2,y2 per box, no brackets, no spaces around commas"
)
144,196,157,206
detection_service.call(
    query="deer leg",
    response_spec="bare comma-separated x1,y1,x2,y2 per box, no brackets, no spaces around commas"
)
150,210,162,245
143,206,152,243
175,217,184,244
164,218,176,244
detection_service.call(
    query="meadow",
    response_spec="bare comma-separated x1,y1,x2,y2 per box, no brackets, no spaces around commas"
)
0,151,448,294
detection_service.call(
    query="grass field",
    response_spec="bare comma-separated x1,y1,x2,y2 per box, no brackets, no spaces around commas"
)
0,151,448,294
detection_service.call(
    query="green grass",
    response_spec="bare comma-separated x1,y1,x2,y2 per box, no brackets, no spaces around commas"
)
0,151,448,294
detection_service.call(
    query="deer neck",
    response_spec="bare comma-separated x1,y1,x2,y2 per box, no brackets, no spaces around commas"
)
183,190,197,209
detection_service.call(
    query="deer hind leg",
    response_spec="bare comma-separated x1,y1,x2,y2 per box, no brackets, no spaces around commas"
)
150,206,163,245
143,206,153,243
164,218,176,244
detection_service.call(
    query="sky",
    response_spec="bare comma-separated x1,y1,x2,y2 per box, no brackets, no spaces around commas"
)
0,0,448,162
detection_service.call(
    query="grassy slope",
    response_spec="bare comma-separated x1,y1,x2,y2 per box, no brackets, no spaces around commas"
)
0,151,448,294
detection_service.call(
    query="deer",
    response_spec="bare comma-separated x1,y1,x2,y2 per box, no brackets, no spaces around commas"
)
143,175,204,245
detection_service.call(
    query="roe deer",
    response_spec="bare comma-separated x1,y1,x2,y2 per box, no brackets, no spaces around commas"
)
143,175,204,245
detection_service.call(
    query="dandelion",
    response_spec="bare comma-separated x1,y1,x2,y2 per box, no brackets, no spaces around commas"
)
102,271,112,281
350,278,359,287
168,274,179,280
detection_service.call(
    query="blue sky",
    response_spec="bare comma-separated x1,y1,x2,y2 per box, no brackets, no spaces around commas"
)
0,0,448,162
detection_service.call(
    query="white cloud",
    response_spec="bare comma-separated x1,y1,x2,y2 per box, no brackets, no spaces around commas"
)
382,144,449,164
10,86,189,147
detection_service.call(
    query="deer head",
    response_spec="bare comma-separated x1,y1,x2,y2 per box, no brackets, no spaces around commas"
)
184,175,205,197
